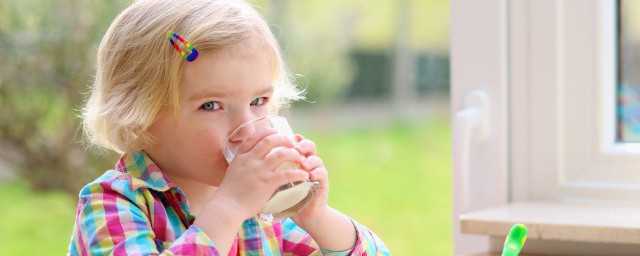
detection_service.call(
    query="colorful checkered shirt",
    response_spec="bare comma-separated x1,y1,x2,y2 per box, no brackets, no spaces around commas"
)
68,151,390,255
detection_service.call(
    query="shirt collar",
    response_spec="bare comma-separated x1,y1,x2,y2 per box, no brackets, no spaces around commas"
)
116,150,177,192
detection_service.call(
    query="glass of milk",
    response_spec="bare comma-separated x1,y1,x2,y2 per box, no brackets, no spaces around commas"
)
223,115,320,222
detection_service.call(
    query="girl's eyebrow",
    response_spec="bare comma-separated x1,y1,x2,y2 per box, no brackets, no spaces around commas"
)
254,86,274,96
189,85,274,101
189,89,226,101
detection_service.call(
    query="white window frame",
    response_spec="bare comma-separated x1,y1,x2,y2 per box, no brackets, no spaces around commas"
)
453,0,640,254
511,0,640,203
451,0,509,254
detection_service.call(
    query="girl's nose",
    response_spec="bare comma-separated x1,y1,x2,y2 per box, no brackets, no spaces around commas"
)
223,113,269,163
227,121,256,144
227,113,271,144
227,110,259,142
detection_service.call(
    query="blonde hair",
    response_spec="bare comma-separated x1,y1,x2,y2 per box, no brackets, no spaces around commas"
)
83,0,303,153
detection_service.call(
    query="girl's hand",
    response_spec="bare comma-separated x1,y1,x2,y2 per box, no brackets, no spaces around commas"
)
290,134,330,229
213,128,310,220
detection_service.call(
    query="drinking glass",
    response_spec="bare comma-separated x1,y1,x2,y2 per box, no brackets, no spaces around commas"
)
223,115,319,221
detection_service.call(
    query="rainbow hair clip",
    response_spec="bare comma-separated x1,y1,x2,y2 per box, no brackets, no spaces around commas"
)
167,31,198,62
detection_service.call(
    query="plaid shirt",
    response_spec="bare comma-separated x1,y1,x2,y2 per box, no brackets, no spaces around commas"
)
68,151,390,255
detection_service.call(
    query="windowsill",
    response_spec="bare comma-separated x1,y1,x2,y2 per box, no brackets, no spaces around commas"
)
459,201,640,244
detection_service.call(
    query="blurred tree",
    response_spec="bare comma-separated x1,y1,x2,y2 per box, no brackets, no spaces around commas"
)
257,0,450,105
0,0,126,192
254,0,356,105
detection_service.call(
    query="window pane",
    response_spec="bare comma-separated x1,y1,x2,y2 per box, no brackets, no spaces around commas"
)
618,0,640,142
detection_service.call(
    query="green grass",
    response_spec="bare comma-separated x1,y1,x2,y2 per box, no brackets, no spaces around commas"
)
0,118,451,255
302,119,452,255
0,180,77,255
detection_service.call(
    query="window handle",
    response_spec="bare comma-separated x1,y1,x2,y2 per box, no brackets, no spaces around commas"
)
454,90,490,211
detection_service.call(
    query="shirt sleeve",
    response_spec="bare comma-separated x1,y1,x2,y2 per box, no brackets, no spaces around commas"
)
340,219,391,256
280,218,390,256
68,179,220,256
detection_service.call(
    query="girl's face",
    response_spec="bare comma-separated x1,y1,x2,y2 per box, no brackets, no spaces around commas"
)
146,39,274,187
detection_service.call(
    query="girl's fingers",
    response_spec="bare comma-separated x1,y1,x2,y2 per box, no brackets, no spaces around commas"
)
250,133,296,159
301,155,323,171
276,169,310,185
295,138,317,157
309,167,328,182
263,147,304,170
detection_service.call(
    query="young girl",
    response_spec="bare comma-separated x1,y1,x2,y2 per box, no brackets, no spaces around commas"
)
69,0,389,255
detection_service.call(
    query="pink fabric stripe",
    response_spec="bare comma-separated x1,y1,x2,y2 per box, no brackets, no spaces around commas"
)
283,239,317,255
152,197,168,241
100,182,126,246
73,201,89,256
272,222,284,252
228,237,239,256
75,220,88,255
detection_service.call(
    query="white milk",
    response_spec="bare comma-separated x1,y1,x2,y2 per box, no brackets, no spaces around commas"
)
262,181,315,214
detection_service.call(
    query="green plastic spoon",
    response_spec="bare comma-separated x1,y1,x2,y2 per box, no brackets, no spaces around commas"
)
501,223,527,256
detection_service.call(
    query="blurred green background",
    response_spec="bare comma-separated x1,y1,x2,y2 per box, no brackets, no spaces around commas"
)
0,0,451,255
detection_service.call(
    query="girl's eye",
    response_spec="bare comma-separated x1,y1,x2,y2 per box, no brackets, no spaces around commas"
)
250,97,269,106
201,101,221,111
